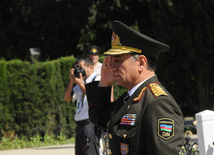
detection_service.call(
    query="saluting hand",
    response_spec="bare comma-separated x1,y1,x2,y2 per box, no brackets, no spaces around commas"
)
99,56,114,87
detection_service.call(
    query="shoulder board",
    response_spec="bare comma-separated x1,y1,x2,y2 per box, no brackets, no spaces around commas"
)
149,83,168,98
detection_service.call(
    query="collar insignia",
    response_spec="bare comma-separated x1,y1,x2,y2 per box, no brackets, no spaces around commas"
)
133,87,146,102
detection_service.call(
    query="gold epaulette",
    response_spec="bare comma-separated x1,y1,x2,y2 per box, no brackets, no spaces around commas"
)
149,83,168,98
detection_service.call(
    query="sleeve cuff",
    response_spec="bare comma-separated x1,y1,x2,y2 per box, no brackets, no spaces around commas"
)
86,81,112,105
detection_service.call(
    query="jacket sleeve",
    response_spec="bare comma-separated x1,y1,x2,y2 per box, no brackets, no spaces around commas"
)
85,81,113,129
144,96,184,154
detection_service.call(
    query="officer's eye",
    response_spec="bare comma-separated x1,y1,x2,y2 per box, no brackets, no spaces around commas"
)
112,59,121,64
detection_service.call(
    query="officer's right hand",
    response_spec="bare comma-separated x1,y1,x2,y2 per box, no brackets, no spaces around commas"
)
99,56,115,87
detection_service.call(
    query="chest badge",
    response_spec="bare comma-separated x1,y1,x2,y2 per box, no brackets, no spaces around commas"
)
158,118,174,140
120,143,129,155
120,114,137,126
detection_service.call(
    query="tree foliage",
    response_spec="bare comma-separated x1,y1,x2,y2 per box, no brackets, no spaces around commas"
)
0,0,93,60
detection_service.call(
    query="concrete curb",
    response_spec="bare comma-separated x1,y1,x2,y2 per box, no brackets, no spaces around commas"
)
0,144,75,155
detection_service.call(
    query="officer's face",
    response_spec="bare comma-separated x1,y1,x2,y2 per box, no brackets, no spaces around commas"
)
111,54,140,90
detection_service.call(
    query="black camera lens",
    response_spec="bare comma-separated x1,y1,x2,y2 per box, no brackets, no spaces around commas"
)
74,64,86,78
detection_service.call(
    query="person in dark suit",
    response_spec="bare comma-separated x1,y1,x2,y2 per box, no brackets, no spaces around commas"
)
85,20,184,155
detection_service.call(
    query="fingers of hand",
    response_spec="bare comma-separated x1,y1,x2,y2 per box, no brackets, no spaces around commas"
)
79,73,82,79
103,56,112,68
70,68,74,74
103,57,108,67
69,69,75,80
106,56,112,67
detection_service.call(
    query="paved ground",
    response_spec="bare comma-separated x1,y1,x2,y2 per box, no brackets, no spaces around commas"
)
0,135,198,155
0,144,75,155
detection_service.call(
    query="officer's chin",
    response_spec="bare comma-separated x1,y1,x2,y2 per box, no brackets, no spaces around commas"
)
114,79,123,86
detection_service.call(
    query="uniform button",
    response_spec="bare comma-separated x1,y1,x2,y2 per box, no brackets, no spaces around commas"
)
109,149,112,154
109,133,112,139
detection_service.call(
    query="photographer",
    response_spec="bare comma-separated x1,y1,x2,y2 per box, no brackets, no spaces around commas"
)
64,56,100,155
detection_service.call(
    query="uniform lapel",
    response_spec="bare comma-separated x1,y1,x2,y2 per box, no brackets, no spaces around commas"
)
108,75,159,130
108,94,134,130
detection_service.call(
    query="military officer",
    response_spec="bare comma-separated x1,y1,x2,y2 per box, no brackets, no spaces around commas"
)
85,20,184,155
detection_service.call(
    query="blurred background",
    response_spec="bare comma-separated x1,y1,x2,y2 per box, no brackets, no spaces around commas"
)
0,0,213,150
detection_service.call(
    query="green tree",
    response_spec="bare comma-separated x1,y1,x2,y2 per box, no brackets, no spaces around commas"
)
0,0,93,60
135,0,214,115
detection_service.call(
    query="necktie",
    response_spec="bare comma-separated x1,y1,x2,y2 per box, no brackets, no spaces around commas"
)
123,93,130,102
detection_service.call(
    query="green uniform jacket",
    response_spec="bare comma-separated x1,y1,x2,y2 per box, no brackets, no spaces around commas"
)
85,75,184,155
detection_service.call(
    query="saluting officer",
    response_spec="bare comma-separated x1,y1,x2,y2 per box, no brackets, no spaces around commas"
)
86,20,184,155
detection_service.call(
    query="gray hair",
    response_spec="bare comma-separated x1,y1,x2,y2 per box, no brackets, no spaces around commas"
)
130,54,140,62
130,53,157,71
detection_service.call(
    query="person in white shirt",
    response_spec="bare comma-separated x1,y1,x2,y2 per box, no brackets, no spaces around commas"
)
88,45,114,102
88,45,102,76
64,56,100,155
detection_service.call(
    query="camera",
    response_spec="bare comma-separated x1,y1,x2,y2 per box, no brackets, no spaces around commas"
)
74,64,86,78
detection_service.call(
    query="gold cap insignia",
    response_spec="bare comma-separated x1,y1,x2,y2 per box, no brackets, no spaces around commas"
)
111,32,121,46
149,83,167,98
103,32,142,56
92,48,98,53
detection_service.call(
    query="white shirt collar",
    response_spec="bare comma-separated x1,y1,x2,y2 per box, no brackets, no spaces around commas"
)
85,72,96,84
128,75,155,96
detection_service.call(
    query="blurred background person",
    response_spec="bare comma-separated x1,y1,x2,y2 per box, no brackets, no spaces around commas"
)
88,45,102,76
88,45,114,102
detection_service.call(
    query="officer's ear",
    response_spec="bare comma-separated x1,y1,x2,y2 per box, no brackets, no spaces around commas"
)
138,55,147,71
